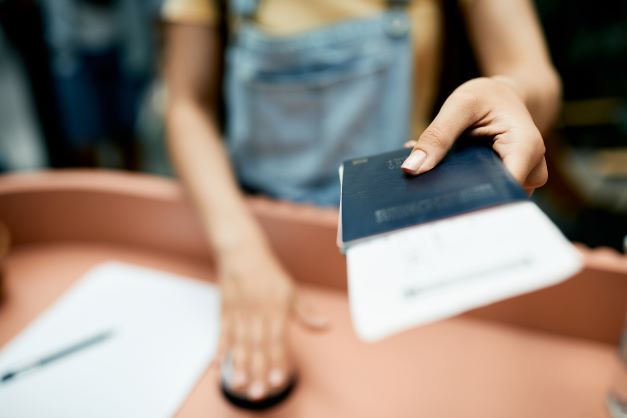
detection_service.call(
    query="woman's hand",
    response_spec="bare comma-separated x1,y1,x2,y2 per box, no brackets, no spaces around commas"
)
401,76,548,194
217,246,327,401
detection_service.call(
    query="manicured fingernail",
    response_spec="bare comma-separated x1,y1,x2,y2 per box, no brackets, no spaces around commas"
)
230,370,247,388
403,141,416,148
312,316,330,328
401,149,427,173
269,369,286,387
247,381,267,400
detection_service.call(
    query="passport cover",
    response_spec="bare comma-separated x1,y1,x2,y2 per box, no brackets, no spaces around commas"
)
340,141,529,245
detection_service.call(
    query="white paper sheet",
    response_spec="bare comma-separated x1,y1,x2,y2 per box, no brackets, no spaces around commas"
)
0,262,220,418
347,202,582,342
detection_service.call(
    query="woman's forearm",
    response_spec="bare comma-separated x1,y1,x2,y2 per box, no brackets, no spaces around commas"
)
166,100,269,258
460,0,562,135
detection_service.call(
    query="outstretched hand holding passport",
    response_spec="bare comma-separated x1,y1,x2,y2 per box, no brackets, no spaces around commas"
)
339,141,582,342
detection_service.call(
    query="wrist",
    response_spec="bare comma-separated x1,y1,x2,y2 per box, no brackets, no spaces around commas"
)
489,72,561,134
210,220,273,263
216,234,287,282
489,75,528,104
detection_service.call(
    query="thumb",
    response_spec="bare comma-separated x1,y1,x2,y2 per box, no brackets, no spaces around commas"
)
402,91,478,175
292,298,330,331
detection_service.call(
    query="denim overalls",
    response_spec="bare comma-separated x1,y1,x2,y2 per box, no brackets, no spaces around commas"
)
226,0,413,206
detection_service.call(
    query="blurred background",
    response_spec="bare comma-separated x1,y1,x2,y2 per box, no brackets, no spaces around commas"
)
0,0,625,250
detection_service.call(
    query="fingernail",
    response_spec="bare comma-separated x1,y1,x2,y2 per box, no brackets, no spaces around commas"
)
268,369,286,388
401,149,427,173
247,381,267,400
403,140,416,149
230,370,248,388
311,316,330,328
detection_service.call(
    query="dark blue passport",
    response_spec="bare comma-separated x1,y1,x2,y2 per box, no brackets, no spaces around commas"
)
340,141,529,245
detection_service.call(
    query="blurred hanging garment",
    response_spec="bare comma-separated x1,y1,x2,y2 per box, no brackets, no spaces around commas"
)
40,0,160,167
0,0,67,168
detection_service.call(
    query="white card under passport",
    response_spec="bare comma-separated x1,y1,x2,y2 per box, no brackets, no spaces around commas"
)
347,202,582,341
0,262,220,418
340,144,582,342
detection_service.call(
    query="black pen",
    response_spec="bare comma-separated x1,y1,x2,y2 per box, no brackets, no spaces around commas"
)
1,330,114,384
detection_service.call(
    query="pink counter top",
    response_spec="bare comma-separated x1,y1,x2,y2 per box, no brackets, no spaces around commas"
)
0,170,625,417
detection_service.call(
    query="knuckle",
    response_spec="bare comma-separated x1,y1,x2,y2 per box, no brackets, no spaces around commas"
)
518,129,545,162
525,159,548,189
269,343,285,362
419,125,446,150
531,134,546,161
450,89,481,119
232,345,248,363
527,177,547,190
529,129,545,150
536,165,549,188
251,350,266,370
537,175,548,188
451,89,479,109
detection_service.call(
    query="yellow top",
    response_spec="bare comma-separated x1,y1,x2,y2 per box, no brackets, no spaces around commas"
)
162,0,442,134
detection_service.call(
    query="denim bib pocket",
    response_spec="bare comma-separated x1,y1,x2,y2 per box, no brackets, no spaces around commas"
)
228,42,394,170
